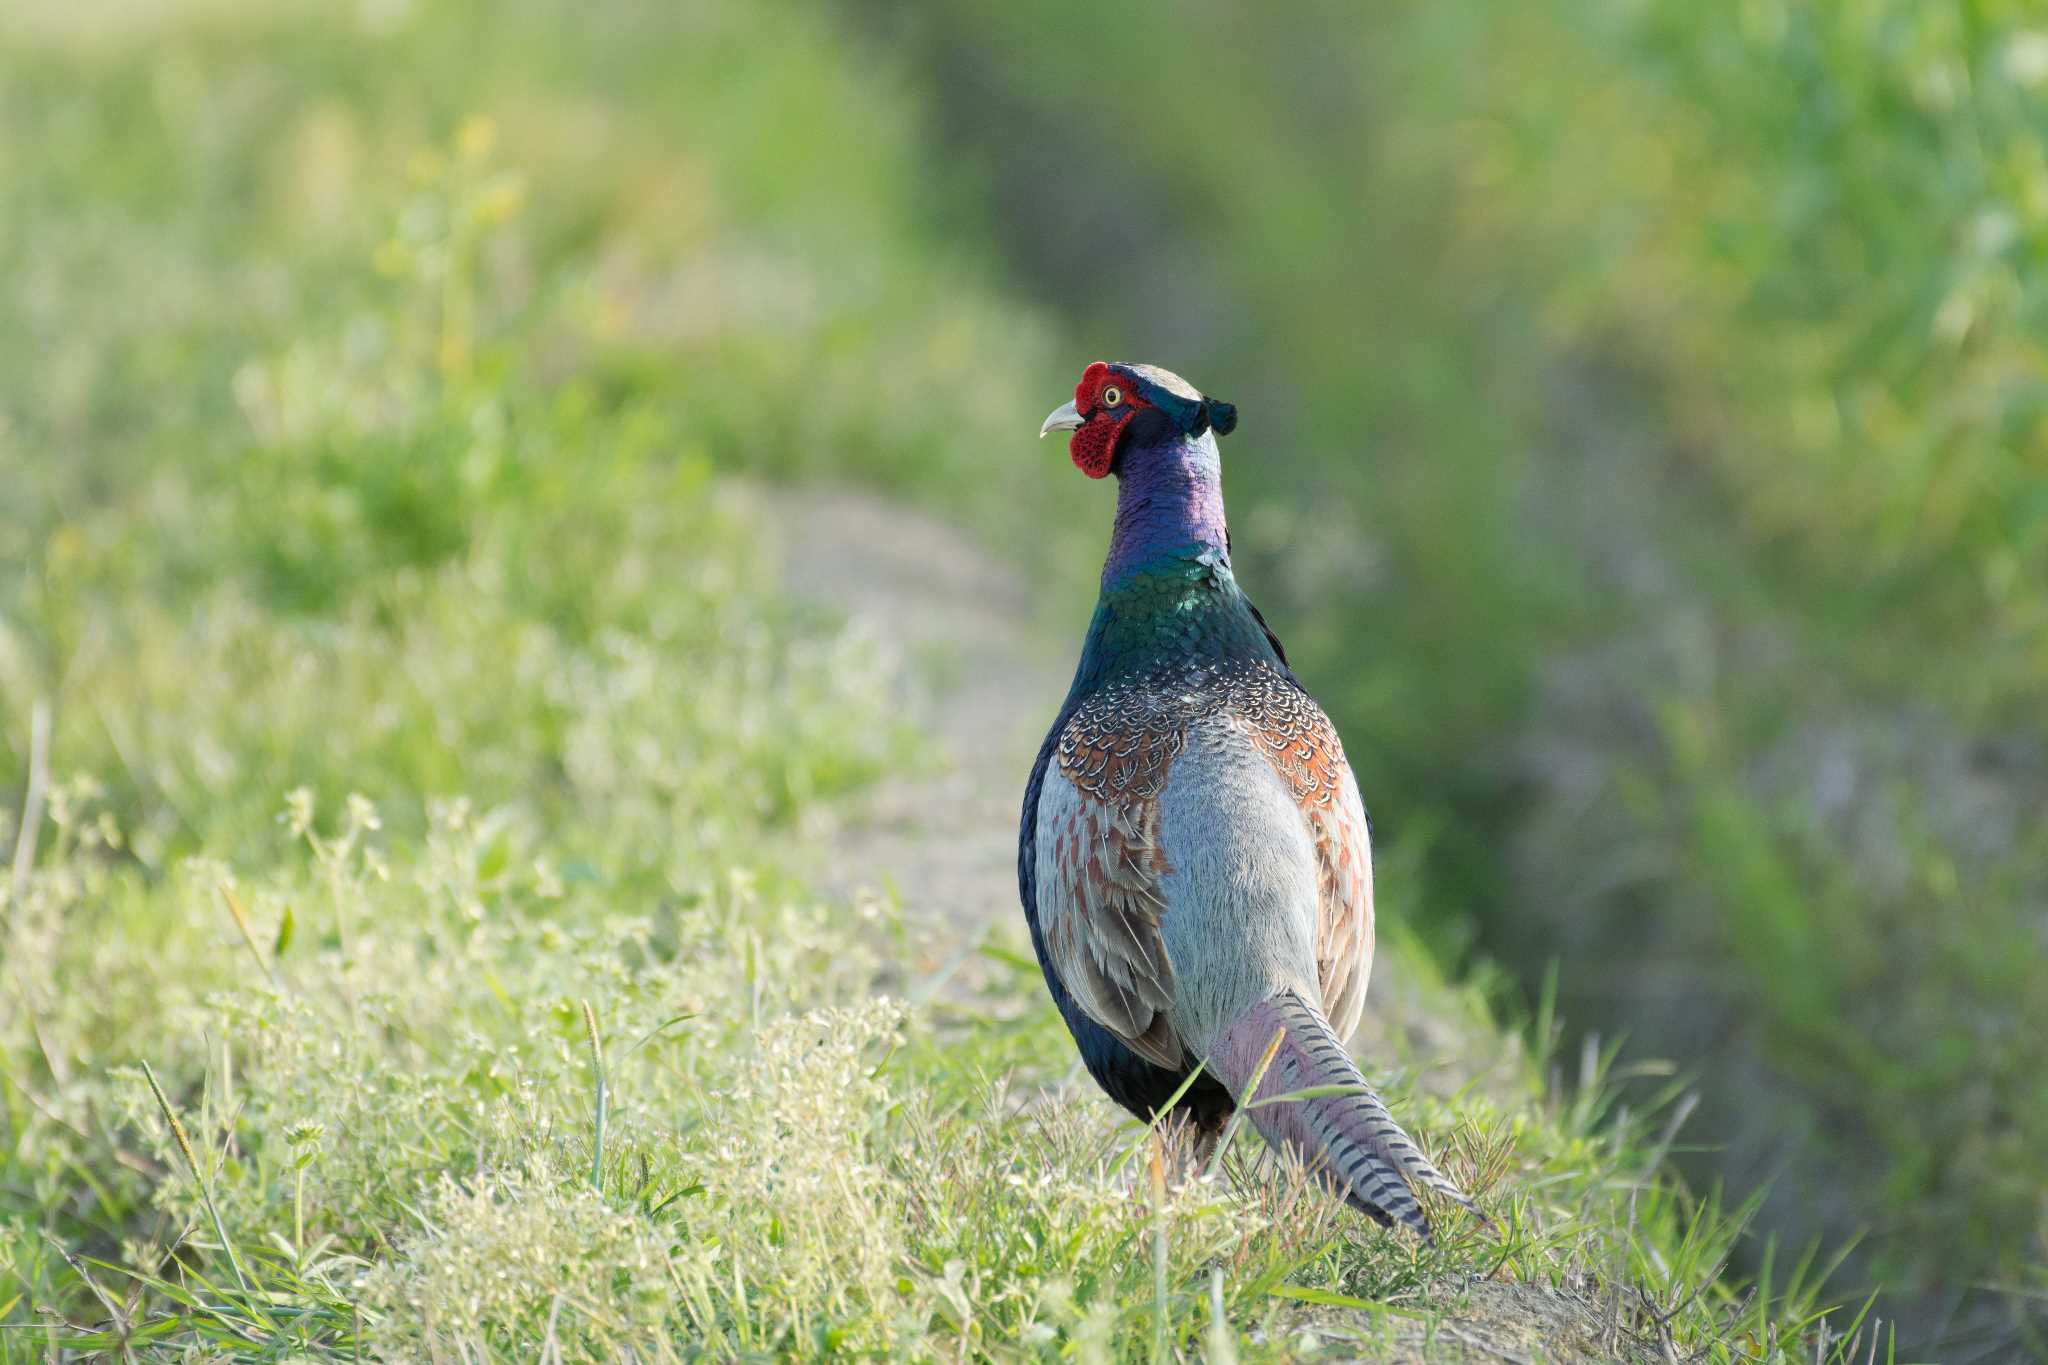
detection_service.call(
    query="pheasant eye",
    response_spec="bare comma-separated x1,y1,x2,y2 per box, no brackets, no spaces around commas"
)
1100,385,1123,408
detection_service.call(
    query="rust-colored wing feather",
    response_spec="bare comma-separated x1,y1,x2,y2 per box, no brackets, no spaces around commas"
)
1033,684,1188,1070
1228,672,1376,1041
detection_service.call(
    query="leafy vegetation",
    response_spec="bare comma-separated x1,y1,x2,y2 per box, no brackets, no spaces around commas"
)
0,0,2028,1357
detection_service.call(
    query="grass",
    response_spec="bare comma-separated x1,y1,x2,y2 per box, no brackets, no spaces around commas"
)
3,785,1884,1358
0,0,1969,1357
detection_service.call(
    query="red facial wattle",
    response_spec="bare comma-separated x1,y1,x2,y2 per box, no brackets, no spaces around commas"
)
1068,361,1151,479
1069,409,1136,478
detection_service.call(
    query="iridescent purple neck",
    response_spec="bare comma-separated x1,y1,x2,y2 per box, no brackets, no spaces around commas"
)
1101,431,1230,590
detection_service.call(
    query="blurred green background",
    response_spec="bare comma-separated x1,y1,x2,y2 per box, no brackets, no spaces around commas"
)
3,0,2044,1357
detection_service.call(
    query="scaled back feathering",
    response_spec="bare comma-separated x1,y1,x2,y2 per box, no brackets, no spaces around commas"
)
1019,361,1479,1238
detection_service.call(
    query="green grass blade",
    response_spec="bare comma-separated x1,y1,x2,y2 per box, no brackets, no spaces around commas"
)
139,1060,251,1296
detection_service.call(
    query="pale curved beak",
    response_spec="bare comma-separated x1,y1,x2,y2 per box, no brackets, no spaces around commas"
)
1038,399,1083,438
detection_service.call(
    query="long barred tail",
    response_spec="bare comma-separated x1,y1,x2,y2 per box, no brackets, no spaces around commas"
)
1206,989,1479,1239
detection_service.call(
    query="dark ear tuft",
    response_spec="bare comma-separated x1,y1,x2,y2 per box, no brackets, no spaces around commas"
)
1205,398,1237,437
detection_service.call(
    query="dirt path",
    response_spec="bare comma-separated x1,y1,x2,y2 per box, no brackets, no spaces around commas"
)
769,485,1065,935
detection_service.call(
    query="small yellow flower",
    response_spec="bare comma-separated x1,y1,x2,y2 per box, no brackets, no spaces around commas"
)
437,333,471,373
457,114,497,161
476,172,527,225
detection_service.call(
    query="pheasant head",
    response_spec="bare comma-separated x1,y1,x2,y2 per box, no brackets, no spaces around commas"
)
1039,361,1237,479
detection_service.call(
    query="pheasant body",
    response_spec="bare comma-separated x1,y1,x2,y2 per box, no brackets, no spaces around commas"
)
1018,360,1474,1237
